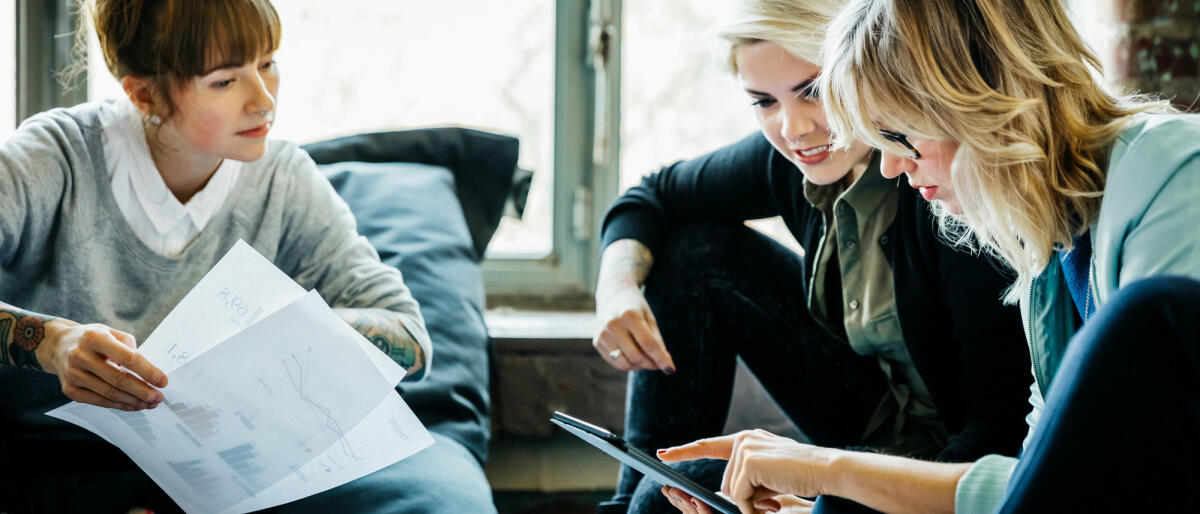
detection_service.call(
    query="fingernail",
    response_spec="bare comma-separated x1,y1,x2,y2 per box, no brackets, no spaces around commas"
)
662,366,676,375
656,449,668,455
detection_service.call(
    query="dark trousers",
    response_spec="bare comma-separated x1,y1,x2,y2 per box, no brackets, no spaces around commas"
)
618,224,889,513
998,276,1200,513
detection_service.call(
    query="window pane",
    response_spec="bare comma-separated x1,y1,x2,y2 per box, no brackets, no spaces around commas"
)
1066,0,1121,91
88,2,556,257
620,1,794,252
620,1,758,191
0,0,14,141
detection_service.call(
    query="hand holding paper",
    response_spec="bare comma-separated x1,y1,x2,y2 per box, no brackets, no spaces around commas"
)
47,241,432,513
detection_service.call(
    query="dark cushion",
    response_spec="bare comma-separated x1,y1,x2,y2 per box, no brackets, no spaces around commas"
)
321,161,492,463
303,127,520,260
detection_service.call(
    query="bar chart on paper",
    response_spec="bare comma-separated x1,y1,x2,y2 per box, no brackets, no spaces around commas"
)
168,458,223,497
218,443,267,483
168,400,223,440
114,409,157,447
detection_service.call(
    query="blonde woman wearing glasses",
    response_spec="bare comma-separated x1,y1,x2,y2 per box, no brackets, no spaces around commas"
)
660,0,1200,513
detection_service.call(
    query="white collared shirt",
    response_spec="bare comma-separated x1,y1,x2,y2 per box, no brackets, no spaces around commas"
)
99,99,241,257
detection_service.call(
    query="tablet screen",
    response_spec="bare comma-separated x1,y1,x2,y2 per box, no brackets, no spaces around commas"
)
550,411,740,514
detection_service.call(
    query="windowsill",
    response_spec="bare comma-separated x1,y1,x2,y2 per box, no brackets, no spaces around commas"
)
485,309,598,352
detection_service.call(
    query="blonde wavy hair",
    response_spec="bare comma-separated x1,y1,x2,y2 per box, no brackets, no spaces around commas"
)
716,0,847,72
819,0,1171,303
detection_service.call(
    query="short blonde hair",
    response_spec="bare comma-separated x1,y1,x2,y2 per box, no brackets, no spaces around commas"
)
819,0,1170,303
716,0,847,73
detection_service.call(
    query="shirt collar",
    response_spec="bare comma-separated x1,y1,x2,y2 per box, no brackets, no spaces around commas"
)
803,151,892,219
103,98,241,235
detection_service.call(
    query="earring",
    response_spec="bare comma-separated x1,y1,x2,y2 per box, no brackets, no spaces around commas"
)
146,114,162,125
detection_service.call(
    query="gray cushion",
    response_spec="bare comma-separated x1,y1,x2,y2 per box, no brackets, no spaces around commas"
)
321,161,492,463
303,127,521,259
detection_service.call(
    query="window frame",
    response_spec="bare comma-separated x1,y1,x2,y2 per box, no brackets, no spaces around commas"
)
482,0,620,305
16,0,84,123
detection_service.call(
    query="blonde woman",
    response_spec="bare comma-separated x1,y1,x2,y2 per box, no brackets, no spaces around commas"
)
660,0,1200,512
592,1,1033,513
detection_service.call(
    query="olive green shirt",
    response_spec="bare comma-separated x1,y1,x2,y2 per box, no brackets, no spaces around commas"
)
803,165,947,457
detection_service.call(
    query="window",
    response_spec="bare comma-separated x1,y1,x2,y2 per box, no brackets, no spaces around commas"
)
88,2,557,258
620,1,801,253
1,0,14,141
83,1,602,302
620,0,757,191
271,2,556,258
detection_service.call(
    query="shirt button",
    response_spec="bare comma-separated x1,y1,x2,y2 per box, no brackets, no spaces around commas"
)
849,299,860,310
879,235,889,245
845,239,857,249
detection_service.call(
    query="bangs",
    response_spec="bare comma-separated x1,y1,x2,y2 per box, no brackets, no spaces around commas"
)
161,0,282,78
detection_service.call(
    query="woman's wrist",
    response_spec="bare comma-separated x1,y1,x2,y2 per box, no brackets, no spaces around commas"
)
596,239,653,303
822,448,970,514
820,447,859,498
35,318,76,375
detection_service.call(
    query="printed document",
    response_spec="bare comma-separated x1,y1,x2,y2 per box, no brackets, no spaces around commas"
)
47,241,433,514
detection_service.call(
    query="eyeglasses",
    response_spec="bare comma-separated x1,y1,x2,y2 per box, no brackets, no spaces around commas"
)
879,129,921,159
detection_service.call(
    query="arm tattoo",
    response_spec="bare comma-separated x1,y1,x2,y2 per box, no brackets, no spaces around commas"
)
336,308,425,380
608,239,655,287
0,302,56,370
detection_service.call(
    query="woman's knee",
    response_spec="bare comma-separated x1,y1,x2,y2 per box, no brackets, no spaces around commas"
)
1070,275,1200,372
1098,275,1200,326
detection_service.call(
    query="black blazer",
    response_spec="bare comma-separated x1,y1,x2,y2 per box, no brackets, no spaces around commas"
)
601,132,1030,462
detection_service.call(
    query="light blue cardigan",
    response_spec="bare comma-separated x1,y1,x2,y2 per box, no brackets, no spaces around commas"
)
955,114,1200,513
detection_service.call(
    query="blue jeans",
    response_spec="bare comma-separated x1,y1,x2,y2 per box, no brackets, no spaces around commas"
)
10,431,494,514
619,224,891,513
998,276,1200,512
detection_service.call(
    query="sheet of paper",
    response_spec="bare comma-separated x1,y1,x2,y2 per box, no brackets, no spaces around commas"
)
51,291,403,512
222,392,434,513
137,240,404,384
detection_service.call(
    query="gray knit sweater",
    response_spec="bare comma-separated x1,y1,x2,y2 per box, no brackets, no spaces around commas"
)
0,100,430,383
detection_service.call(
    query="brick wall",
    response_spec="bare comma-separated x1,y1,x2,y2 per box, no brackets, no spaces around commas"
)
1111,0,1200,110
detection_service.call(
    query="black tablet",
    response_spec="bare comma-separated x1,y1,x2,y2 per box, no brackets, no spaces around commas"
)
550,411,739,514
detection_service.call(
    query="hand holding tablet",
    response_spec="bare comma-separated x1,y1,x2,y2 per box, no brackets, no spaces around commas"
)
550,411,740,514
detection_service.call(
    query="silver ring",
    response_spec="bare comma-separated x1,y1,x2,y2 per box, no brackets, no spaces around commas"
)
608,349,622,361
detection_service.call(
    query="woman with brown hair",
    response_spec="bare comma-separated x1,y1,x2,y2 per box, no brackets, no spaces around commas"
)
660,0,1200,512
0,1,493,512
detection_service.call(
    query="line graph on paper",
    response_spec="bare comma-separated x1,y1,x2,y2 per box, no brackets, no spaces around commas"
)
283,348,361,465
